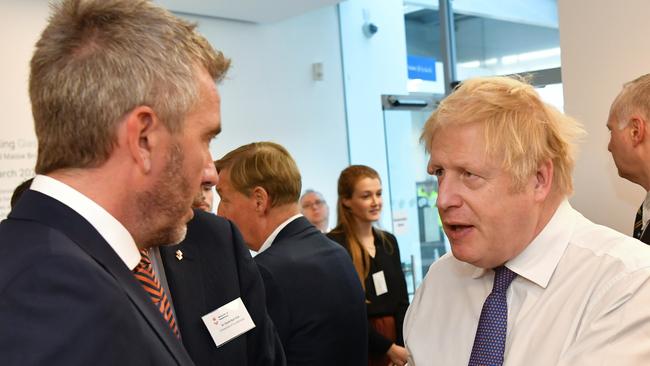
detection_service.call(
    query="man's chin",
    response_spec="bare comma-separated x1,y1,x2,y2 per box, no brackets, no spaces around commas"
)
195,203,211,213
161,225,188,246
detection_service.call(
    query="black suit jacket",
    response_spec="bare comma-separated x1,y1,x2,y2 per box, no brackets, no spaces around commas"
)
640,227,650,245
160,210,285,366
254,217,368,366
0,190,194,365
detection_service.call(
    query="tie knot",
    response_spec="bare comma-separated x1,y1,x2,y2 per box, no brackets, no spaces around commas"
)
137,249,152,270
492,266,517,294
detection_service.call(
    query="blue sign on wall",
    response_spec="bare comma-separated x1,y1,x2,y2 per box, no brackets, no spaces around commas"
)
407,55,436,81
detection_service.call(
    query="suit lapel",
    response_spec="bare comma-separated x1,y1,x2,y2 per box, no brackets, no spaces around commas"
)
10,190,194,365
160,236,208,314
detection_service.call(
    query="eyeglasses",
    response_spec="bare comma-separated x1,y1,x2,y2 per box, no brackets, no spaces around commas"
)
302,199,325,210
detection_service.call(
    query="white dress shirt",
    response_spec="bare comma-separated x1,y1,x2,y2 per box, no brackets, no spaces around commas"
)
30,174,140,270
404,200,650,366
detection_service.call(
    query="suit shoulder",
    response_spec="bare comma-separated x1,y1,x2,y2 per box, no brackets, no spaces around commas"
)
0,218,88,273
256,234,352,277
187,209,232,233
0,227,129,305
185,210,242,247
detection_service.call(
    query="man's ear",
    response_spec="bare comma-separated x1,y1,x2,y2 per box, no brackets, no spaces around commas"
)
629,115,647,147
252,186,270,213
533,159,554,201
124,106,160,174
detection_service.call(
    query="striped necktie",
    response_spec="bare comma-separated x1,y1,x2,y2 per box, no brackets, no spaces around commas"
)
468,266,517,366
134,249,179,338
634,204,644,240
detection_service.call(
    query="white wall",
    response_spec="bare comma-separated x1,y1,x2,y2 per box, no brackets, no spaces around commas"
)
339,0,409,229
180,7,349,215
559,0,650,234
0,1,49,219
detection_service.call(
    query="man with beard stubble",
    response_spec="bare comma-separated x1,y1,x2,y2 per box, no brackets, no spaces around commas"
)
0,0,226,364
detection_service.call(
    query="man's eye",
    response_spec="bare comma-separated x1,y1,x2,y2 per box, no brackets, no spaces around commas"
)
462,171,477,179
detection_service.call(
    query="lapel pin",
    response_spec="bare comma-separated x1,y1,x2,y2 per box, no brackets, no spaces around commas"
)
175,250,183,261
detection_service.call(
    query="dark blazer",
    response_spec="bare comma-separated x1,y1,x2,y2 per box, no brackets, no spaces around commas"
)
160,210,285,366
254,217,368,366
0,190,194,365
328,229,409,356
640,229,650,244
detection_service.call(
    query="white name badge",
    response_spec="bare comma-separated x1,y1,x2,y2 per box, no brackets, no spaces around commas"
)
201,297,256,347
372,270,388,296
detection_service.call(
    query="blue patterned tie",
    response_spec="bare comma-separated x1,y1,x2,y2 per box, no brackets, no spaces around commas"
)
468,266,517,366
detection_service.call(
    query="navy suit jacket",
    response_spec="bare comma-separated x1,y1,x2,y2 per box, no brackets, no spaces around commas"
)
160,210,285,366
641,226,650,245
254,217,368,366
0,190,194,365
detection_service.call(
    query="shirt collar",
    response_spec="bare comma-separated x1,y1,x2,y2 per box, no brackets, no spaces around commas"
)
30,174,141,270
472,199,574,289
255,214,302,255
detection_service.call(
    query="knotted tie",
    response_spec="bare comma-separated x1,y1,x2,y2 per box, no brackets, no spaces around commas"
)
468,266,517,366
634,204,643,240
134,249,179,338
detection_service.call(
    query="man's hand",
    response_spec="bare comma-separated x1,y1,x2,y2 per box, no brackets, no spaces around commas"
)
387,343,409,366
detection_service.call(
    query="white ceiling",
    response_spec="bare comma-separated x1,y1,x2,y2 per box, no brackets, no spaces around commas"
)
155,0,345,23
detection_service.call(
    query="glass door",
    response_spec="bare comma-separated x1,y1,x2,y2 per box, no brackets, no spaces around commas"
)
382,94,448,298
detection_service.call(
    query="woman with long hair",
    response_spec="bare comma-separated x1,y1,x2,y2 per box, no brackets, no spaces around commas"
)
327,165,410,366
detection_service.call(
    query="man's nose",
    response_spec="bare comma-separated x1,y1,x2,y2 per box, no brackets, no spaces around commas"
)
202,161,218,187
436,177,460,211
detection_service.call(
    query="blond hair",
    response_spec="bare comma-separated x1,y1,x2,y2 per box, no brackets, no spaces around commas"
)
214,142,302,207
30,0,230,174
610,74,650,129
421,76,584,195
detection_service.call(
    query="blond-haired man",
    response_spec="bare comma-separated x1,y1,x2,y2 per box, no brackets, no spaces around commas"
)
607,74,650,243
0,0,227,364
215,142,367,366
404,76,650,366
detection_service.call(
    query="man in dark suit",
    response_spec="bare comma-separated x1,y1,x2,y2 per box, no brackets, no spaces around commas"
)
214,142,368,366
160,208,286,366
0,0,229,364
607,74,650,243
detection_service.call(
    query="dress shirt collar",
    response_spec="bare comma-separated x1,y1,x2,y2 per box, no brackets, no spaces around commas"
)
472,199,574,289
30,174,140,270
255,213,302,255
